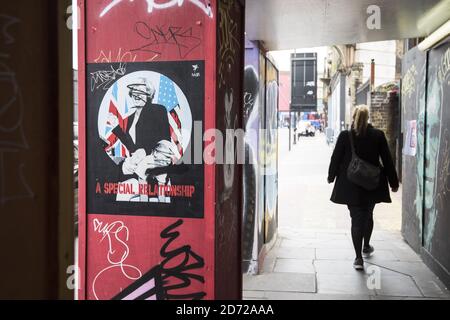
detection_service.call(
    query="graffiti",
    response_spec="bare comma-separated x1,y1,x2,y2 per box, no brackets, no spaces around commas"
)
99,0,213,18
91,219,142,300
0,14,20,46
0,15,33,205
113,219,206,300
402,64,417,100
93,48,137,63
401,48,426,252
131,22,201,59
243,92,254,114
434,129,450,212
437,48,450,84
218,0,240,88
264,80,278,175
90,63,127,92
242,65,260,274
223,89,236,194
264,64,279,243
424,45,450,251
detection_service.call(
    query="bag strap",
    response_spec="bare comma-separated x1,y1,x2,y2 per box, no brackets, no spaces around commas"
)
348,129,357,156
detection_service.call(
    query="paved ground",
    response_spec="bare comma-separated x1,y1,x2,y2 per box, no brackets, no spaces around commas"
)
243,128,450,300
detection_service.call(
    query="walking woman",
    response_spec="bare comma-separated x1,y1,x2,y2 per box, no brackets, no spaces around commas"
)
327,105,399,270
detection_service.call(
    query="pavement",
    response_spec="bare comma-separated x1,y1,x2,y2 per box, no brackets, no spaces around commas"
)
243,128,450,300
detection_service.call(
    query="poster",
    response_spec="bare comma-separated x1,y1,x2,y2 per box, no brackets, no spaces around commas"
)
403,120,417,156
86,61,204,218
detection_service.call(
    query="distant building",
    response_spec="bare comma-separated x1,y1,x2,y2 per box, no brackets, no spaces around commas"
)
321,40,403,143
290,53,317,112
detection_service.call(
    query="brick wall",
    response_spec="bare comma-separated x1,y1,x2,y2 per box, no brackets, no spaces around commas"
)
370,90,400,166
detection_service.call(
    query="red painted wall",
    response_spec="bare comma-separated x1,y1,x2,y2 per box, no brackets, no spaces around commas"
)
78,0,218,300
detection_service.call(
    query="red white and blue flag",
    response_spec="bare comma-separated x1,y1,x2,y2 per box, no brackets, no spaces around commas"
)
104,83,129,158
158,75,184,157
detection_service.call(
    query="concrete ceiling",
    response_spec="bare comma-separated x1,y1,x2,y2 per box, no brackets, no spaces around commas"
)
245,0,450,50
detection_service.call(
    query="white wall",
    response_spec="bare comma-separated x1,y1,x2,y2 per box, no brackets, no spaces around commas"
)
329,77,342,140
355,40,397,87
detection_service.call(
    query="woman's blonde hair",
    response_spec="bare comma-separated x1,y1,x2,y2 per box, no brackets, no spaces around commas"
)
352,105,370,136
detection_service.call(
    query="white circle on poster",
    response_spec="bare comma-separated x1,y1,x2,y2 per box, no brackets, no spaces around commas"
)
97,70,193,162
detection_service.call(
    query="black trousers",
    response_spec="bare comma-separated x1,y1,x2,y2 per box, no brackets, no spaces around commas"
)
347,203,376,259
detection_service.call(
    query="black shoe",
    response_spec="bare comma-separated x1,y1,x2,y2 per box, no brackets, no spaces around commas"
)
363,245,374,258
353,258,364,270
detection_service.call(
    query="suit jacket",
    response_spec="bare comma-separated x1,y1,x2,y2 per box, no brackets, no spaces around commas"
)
125,102,171,154
328,124,399,206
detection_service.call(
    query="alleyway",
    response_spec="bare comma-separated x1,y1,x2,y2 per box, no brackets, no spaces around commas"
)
243,128,450,300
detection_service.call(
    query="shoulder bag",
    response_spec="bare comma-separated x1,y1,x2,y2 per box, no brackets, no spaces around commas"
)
347,130,381,190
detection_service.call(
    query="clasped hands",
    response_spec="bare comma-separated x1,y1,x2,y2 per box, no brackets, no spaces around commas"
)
122,141,180,180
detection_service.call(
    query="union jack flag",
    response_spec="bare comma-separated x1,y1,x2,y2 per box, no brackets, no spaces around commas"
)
104,83,129,158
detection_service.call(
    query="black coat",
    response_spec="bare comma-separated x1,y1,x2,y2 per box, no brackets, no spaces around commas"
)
124,102,171,154
107,102,171,182
328,125,399,206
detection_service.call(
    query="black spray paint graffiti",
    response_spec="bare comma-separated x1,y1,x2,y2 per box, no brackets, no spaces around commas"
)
113,219,206,300
131,22,202,60
0,14,33,205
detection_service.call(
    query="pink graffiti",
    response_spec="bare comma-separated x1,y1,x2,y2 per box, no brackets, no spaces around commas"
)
99,0,213,18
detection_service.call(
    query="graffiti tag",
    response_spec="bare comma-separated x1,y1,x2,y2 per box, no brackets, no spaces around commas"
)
94,48,137,64
218,0,240,88
92,219,142,300
90,63,127,92
0,15,33,205
131,22,202,59
100,0,213,18
113,219,206,300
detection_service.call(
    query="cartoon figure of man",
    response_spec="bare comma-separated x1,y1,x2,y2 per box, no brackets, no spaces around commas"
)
108,78,180,200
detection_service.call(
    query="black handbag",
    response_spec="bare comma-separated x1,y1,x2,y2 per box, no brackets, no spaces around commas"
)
347,130,381,190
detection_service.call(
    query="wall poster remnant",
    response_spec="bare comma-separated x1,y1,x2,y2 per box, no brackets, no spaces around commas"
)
403,120,417,156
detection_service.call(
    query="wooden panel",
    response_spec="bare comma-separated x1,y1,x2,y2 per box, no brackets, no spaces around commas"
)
401,47,426,252
215,0,244,299
423,42,450,273
0,0,60,299
79,0,217,300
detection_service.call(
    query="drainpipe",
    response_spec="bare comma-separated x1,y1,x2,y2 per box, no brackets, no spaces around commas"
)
370,59,375,92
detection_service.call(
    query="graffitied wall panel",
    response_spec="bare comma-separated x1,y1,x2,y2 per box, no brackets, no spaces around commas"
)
264,59,278,244
0,1,61,298
242,40,262,274
258,51,266,245
87,0,212,63
423,42,450,272
80,0,217,300
401,47,426,252
87,215,206,300
215,0,244,299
